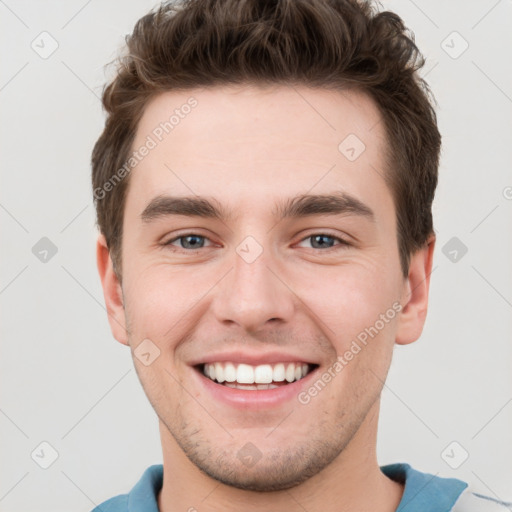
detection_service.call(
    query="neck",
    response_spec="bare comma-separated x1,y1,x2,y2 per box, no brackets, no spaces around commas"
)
157,401,403,512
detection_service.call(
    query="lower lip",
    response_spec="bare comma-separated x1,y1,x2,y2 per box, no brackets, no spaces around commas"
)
192,365,319,409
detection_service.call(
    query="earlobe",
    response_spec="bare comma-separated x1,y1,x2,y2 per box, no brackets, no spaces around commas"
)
96,233,129,346
395,235,436,345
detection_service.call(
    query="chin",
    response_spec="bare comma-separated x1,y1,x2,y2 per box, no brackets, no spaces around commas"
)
196,460,317,492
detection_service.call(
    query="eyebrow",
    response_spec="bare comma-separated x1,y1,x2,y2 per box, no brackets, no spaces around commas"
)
140,192,375,223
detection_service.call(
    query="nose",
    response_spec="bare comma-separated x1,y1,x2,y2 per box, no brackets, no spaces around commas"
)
211,244,295,333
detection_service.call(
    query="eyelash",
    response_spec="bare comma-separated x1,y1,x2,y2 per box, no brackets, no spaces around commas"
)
163,233,351,252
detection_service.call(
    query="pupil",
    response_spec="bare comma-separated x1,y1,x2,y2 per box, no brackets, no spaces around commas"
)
184,235,203,248
312,235,333,248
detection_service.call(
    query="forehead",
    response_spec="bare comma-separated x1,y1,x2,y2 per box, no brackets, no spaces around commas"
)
125,85,390,220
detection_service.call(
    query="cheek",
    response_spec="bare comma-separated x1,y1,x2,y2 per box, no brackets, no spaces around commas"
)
123,263,217,341
294,262,399,340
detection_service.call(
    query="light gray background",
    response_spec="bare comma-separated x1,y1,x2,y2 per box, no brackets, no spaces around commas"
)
1,1,511,510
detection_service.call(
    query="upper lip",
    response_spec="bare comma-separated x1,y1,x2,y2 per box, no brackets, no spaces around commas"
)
189,351,320,367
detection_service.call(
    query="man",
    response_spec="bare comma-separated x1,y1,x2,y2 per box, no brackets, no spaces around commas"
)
91,0,510,510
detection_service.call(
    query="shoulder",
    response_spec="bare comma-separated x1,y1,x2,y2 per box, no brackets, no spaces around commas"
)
381,463,511,511
90,494,128,512
452,488,512,511
89,464,163,512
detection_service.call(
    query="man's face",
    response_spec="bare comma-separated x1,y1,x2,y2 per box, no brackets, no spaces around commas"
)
99,85,428,491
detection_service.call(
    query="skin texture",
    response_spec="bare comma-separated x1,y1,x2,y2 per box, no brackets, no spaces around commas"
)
97,85,435,512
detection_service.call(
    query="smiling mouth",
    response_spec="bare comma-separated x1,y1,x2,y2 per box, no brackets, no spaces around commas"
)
196,362,319,390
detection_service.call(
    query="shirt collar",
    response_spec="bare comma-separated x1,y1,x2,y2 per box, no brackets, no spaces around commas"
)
127,462,468,511
381,462,468,511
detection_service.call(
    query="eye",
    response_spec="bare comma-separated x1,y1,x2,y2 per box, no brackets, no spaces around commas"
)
164,234,213,250
162,232,350,252
297,233,350,250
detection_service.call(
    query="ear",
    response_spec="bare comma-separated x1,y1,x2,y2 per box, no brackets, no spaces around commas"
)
395,235,436,345
96,233,129,346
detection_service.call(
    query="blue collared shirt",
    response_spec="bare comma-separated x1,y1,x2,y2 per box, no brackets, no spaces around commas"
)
91,462,510,511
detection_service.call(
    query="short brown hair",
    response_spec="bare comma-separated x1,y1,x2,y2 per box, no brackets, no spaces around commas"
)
92,0,441,280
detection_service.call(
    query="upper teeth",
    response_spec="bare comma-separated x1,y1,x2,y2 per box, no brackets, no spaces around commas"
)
203,362,310,384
